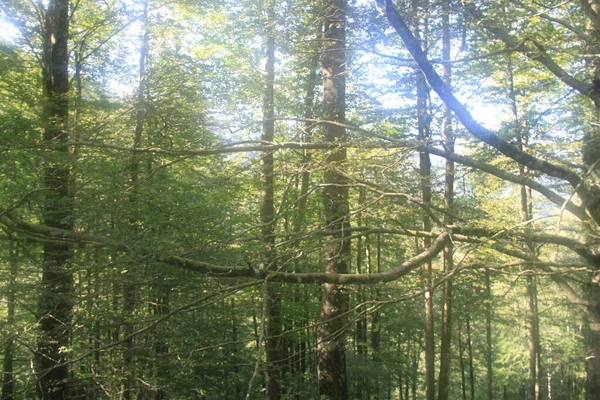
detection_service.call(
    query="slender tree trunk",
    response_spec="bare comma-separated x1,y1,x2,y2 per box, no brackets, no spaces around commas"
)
413,0,434,395
507,51,543,400
261,1,282,398
398,341,405,400
466,315,475,400
230,299,242,398
586,288,600,400
437,1,454,398
527,274,543,400
151,282,170,400
370,235,382,356
370,235,382,398
584,2,600,398
458,328,467,400
547,369,553,400
411,338,419,400
293,22,320,238
2,243,17,400
484,269,494,400
83,253,100,399
288,37,320,398
123,4,150,397
318,0,350,398
37,0,74,397
356,185,367,400
365,242,373,400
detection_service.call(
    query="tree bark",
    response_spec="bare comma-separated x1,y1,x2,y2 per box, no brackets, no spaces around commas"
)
585,3,600,399
527,274,542,400
586,284,600,400
317,0,350,398
437,1,454,398
151,282,170,400
507,49,542,400
370,235,382,397
261,1,283,398
458,327,467,400
484,269,493,400
466,315,475,400
123,3,150,397
37,0,74,397
356,185,368,399
412,0,435,396
2,244,17,400
288,31,321,398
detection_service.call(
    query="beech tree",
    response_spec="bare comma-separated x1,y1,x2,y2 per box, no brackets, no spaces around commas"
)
37,0,74,397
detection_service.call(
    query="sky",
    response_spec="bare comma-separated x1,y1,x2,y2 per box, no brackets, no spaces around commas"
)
0,18,20,43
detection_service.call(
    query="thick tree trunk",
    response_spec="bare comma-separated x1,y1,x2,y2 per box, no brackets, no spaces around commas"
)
37,0,74,398
317,0,350,398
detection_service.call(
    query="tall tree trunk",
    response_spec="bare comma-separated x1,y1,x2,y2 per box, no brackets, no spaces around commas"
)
413,0,434,395
370,234,382,398
356,185,367,400
584,2,600,398
288,34,321,398
37,0,74,397
484,269,494,400
230,299,242,398
527,274,542,400
466,315,475,400
318,0,350,398
151,281,170,400
458,327,467,400
2,243,17,400
586,289,600,400
261,1,282,398
437,1,454,398
123,4,150,397
507,50,542,400
410,338,419,400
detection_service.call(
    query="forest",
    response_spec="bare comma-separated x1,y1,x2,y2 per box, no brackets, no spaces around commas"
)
1,0,600,399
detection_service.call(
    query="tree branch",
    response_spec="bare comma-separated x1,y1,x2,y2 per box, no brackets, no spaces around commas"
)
376,0,599,222
0,211,448,284
422,146,590,221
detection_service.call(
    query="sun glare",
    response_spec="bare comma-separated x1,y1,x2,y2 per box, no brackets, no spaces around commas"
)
0,19,20,44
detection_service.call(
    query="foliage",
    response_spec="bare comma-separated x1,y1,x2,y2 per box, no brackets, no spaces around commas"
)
0,0,598,398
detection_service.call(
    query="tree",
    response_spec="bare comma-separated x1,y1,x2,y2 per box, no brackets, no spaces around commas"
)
37,0,74,398
317,0,351,398
261,1,283,398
